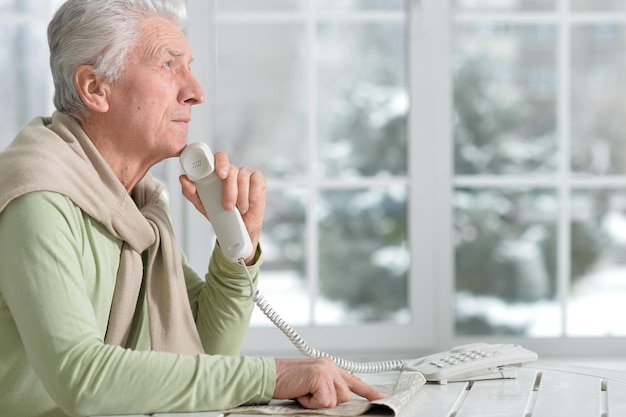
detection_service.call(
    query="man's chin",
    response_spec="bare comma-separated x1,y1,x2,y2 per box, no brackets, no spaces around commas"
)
173,139,189,157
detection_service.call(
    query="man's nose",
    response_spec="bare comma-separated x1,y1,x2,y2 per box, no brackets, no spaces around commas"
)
180,70,205,105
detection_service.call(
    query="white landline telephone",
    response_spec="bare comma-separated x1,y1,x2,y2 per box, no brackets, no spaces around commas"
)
179,142,538,384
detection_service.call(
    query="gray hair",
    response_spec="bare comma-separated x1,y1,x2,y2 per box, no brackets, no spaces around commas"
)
48,0,187,121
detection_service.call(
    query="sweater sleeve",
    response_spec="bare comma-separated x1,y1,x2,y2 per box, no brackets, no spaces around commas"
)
0,192,275,417
184,243,262,355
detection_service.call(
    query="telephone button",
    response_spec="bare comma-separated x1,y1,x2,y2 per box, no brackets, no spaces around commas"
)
430,361,446,368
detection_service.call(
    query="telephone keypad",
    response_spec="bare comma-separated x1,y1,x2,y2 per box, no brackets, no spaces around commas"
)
429,349,500,369
409,343,538,384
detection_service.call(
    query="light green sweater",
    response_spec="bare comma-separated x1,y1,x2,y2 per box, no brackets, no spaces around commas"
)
0,190,275,417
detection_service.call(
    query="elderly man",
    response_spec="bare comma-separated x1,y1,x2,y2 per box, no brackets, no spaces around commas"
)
0,1,383,416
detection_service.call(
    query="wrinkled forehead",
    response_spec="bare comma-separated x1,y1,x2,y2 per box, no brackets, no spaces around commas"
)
133,15,192,62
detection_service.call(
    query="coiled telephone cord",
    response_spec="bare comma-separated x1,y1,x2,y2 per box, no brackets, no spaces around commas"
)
239,259,407,374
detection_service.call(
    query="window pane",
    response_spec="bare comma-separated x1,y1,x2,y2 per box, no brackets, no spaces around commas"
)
214,4,411,337
251,189,310,326
454,188,560,336
454,24,558,175
317,0,404,10
568,190,626,337
0,23,50,149
0,0,41,12
214,23,308,178
318,21,407,178
571,24,626,175
572,0,626,11
318,186,409,325
216,0,306,11
453,0,555,11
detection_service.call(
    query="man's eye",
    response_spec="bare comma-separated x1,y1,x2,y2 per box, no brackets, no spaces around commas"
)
163,61,172,68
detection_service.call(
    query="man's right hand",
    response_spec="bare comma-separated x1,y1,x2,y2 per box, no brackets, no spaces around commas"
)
273,357,385,409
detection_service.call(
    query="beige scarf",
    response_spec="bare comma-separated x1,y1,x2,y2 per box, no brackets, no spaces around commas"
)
0,112,204,355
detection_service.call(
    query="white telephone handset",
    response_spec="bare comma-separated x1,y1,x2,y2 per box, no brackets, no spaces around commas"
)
179,142,538,382
179,142,253,262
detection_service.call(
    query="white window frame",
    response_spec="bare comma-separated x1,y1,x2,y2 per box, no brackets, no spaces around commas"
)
449,2,626,359
5,0,625,363
180,0,439,359
179,0,626,361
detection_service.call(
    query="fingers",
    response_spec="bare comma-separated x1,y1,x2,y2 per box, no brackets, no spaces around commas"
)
214,152,265,215
219,165,238,211
223,165,256,214
273,358,385,410
182,151,265,216
298,371,353,409
212,151,237,211
180,151,266,264
237,166,266,215
213,151,231,179
179,174,206,216
343,372,385,402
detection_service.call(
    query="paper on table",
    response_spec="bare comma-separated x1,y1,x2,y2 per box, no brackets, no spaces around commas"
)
222,371,426,416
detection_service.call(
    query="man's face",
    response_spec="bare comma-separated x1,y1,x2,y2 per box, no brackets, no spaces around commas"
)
105,16,204,164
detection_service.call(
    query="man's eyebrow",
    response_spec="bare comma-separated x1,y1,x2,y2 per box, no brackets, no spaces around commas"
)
165,47,194,64
166,47,185,57
143,45,194,65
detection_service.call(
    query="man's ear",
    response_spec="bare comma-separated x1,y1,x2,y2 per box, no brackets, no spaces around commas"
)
74,65,110,113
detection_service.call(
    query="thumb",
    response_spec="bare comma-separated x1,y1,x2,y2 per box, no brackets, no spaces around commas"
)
179,175,207,217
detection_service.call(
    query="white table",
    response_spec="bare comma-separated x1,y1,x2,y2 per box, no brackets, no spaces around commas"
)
397,361,626,416
95,361,626,417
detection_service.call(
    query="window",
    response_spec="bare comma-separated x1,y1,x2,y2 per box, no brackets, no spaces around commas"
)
451,1,626,357
184,0,429,355
2,0,624,360
184,0,626,357
0,0,63,150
